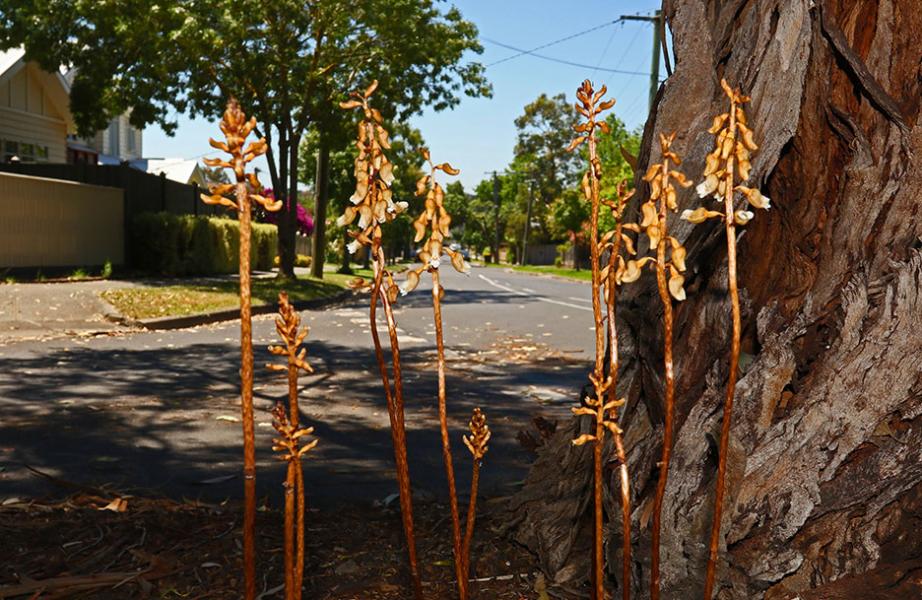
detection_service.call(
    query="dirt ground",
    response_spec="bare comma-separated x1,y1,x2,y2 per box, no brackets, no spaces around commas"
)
0,490,542,599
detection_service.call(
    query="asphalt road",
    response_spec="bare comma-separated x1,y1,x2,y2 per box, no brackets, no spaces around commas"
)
0,266,597,507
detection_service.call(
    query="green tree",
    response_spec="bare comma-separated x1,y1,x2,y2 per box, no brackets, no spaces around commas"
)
1,0,490,278
514,93,579,213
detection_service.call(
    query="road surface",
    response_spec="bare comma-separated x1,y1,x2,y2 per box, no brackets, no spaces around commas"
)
0,266,598,506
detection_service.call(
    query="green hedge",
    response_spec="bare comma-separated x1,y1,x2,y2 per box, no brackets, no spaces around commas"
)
128,212,278,275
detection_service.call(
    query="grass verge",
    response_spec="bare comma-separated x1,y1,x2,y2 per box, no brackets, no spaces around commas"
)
482,263,593,282
102,273,357,320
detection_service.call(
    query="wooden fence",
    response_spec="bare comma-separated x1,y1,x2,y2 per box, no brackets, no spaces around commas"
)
0,171,124,268
0,162,222,218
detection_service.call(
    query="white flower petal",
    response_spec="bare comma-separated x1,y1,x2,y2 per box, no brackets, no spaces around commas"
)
695,181,711,198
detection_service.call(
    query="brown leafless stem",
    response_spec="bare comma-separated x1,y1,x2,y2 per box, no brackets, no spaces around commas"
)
203,99,279,600
462,459,480,579
569,80,625,600
650,157,676,600
461,408,489,585
431,267,467,600
587,136,607,600
283,463,295,600
236,177,257,600
704,98,741,600
271,402,316,600
606,221,631,600
370,245,423,600
295,459,306,596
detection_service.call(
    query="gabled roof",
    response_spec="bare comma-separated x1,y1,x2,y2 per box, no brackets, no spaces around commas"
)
0,47,26,78
0,46,74,130
130,158,205,185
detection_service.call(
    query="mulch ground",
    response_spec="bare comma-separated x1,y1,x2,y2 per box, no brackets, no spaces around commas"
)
0,490,541,599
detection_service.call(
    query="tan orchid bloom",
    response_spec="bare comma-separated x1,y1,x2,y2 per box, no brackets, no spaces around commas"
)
400,149,468,296
338,81,409,260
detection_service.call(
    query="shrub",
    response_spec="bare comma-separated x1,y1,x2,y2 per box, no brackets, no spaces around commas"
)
274,254,312,268
128,212,277,276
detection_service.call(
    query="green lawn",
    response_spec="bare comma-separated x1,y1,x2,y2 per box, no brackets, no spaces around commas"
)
483,263,593,282
102,273,358,320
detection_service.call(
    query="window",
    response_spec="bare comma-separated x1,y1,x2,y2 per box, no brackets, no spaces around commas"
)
1,140,50,163
108,119,120,156
3,140,18,162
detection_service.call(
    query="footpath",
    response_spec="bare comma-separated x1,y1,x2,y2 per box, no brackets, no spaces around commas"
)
0,279,131,344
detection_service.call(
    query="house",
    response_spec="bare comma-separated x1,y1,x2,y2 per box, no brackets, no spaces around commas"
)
0,48,144,166
62,69,144,164
0,48,74,163
129,157,207,186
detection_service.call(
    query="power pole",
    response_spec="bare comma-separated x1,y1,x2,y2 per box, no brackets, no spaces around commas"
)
521,180,534,266
492,171,501,264
621,10,663,113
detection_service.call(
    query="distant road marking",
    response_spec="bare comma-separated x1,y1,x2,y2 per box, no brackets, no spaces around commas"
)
478,274,591,312
568,296,593,304
521,287,536,293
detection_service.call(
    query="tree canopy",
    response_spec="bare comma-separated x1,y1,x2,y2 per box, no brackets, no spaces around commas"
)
0,0,490,276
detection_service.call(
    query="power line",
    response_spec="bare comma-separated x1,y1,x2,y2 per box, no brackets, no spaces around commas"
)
482,37,650,76
613,26,650,102
590,20,621,79
486,19,625,68
609,21,644,77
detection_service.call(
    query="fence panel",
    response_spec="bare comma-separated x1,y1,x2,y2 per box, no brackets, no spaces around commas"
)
0,162,204,219
0,172,124,268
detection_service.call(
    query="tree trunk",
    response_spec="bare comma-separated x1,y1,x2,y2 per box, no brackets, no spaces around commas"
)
339,228,352,274
311,135,331,279
276,128,297,280
509,1,922,599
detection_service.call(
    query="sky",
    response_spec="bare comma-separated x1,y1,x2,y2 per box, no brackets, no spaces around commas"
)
143,0,669,191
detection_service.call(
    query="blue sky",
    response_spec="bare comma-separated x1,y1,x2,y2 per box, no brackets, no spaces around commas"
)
144,0,668,191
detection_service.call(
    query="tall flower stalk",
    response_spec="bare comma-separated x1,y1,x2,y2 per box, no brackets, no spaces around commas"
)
401,148,470,599
567,80,632,600
622,132,692,600
266,292,316,600
604,180,636,600
461,408,490,586
682,79,770,599
200,99,281,600
337,81,421,598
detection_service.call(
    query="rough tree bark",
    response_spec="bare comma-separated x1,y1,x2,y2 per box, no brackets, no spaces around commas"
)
509,1,922,598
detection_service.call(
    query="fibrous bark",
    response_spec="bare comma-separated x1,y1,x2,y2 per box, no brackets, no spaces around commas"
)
509,1,922,598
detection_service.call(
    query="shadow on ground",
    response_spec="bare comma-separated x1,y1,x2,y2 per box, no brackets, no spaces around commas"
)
0,336,587,508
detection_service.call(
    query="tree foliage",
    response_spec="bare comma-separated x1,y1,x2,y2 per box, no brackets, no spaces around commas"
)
0,0,490,275
466,94,641,261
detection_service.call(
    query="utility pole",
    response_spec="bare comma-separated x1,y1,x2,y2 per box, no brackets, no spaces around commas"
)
492,171,501,264
621,10,663,113
521,180,534,266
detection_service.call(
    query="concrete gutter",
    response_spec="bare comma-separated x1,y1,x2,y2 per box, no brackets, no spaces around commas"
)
138,288,356,330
